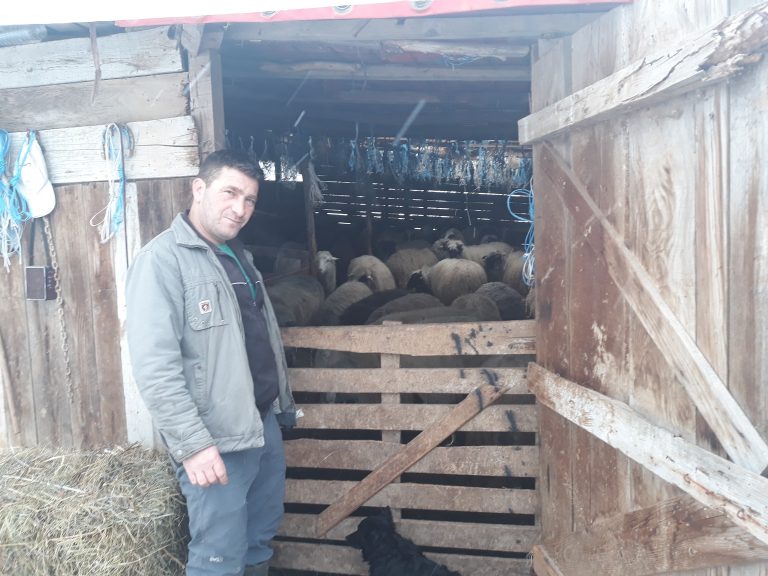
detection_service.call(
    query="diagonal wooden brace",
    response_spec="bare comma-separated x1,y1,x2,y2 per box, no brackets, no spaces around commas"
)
314,380,509,537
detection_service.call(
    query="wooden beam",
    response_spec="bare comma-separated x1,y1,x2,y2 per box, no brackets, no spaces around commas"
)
382,40,530,60
281,320,536,356
189,50,226,156
538,142,768,473
180,24,204,57
0,73,188,133
519,3,768,143
287,367,527,394
531,545,565,576
7,116,198,185
225,13,601,43
527,363,768,547
0,27,182,90
542,495,768,576
227,61,531,83
315,382,510,536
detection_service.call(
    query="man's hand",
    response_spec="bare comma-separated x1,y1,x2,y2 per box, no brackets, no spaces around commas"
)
183,445,229,487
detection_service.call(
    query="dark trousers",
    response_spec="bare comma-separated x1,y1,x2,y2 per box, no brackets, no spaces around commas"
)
177,409,286,576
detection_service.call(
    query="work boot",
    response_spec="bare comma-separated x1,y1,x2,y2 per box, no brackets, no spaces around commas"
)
243,561,269,576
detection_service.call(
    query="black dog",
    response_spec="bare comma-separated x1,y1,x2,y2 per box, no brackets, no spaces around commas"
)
346,508,462,576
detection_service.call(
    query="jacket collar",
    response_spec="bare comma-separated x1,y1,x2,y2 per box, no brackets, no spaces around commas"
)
171,212,210,249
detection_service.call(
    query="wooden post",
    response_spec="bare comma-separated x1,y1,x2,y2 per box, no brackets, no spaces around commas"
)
188,29,226,157
300,162,319,276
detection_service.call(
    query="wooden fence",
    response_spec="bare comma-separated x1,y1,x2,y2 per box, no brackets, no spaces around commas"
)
272,320,538,576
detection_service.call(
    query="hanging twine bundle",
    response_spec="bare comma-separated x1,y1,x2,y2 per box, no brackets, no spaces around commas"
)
90,123,133,243
0,130,32,270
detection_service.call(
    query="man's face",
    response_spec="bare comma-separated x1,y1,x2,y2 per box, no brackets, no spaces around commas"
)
188,166,259,244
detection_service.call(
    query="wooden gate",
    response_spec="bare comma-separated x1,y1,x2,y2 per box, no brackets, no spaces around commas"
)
271,320,538,576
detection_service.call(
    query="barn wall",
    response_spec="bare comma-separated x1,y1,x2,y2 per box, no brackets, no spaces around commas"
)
0,28,199,448
532,0,768,573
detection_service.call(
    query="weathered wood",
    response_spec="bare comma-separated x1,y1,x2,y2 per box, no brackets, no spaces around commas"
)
280,514,538,553
531,545,566,576
0,332,16,446
226,13,602,43
544,495,768,576
188,50,226,156
300,162,319,277
298,404,535,433
289,480,535,517
382,39,530,60
286,439,537,477
315,383,510,536
7,117,198,185
271,541,531,576
538,141,768,473
519,3,768,143
528,363,768,546
288,367,527,394
0,27,182,90
232,62,531,83
180,24,204,57
281,321,535,356
0,73,188,133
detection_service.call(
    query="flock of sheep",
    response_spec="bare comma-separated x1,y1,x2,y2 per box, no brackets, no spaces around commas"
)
262,227,535,329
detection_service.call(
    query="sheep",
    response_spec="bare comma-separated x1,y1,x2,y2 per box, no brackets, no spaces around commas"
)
373,306,484,325
441,227,464,242
316,250,338,295
312,281,373,326
525,285,536,318
408,258,487,306
365,293,444,325
346,508,461,576
347,255,396,292
501,250,528,296
431,238,464,260
273,243,338,295
450,293,501,321
385,248,438,289
460,241,514,266
480,251,506,283
265,275,325,327
338,289,409,325
475,281,525,321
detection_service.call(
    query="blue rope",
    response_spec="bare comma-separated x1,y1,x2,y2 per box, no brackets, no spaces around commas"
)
507,178,535,287
0,130,33,269
90,123,133,243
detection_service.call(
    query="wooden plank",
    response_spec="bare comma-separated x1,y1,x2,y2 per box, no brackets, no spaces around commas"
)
287,480,536,516
538,141,768,473
7,117,198,185
518,3,768,143
272,541,531,576
543,495,768,576
286,440,538,477
528,363,768,546
280,514,538,553
226,13,602,43
288,367,527,394
382,40,530,60
0,27,182,90
0,73,188,133
115,183,153,446
531,545,566,576
188,50,226,156
282,320,536,355
315,383,509,536
228,61,531,83
297,404,536,433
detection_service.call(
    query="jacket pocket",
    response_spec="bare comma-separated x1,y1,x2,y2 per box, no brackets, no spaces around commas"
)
184,279,228,330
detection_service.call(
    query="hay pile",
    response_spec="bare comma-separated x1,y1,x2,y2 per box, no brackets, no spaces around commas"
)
0,444,187,575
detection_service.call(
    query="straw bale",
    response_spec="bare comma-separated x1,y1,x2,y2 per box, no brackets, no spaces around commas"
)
0,444,186,575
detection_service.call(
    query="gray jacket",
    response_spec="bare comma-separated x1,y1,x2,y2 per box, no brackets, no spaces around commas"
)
126,214,296,463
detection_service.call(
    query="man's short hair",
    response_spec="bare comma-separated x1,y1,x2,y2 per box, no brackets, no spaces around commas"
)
197,149,265,185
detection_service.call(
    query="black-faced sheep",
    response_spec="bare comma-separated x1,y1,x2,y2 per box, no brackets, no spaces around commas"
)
312,281,373,326
338,289,409,326
346,508,461,576
460,241,514,266
365,293,444,325
431,238,464,260
266,275,325,327
475,281,525,321
450,293,501,321
408,258,487,305
347,255,396,292
385,248,438,289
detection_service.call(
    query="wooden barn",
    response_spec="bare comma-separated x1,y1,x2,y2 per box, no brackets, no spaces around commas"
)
0,0,767,574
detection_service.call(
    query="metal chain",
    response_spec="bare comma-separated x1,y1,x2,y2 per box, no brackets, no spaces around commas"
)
42,215,75,403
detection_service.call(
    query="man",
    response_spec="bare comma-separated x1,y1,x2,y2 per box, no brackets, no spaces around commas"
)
126,150,297,576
